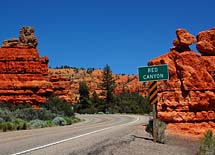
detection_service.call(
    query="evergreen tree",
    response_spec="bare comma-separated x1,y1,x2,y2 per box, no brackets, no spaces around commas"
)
79,81,89,100
75,82,97,114
91,91,100,104
101,64,116,113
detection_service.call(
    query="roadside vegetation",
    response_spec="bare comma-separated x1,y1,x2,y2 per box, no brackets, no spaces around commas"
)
75,64,152,114
0,95,80,132
198,130,215,155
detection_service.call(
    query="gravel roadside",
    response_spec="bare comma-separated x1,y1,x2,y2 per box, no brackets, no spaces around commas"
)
83,124,201,155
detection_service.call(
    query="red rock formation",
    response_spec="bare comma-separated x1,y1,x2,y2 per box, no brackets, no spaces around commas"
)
148,50,215,123
196,27,215,55
171,28,196,52
2,26,38,48
0,47,72,104
0,27,72,105
148,27,215,136
175,28,196,45
48,75,72,103
0,48,49,104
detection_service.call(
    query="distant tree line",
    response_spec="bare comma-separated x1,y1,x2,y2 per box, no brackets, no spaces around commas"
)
74,64,152,114
53,65,79,69
52,65,97,73
50,65,135,76
52,65,95,70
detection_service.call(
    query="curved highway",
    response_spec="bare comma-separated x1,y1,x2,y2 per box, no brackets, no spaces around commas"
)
0,114,149,155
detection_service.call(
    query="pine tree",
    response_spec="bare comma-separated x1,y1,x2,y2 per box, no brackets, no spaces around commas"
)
75,82,91,113
91,91,100,104
101,64,116,112
79,81,89,100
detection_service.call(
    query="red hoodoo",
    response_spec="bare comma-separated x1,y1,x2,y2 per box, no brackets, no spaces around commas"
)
0,26,72,105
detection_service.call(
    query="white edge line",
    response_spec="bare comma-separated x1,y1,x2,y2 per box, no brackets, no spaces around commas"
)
12,116,140,155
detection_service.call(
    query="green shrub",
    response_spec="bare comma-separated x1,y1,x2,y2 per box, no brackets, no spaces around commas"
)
63,117,72,125
199,130,215,155
0,103,31,111
52,116,67,126
0,122,8,132
71,116,81,124
6,122,16,131
0,99,79,132
0,119,29,132
45,120,54,127
13,118,24,130
15,108,56,121
22,122,28,130
0,123,4,131
29,119,48,128
62,116,81,125
0,117,4,123
0,108,14,122
36,108,56,120
14,108,37,121
43,95,74,117
75,98,98,114
13,118,29,130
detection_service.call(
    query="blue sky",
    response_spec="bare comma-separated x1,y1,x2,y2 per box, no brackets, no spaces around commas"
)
0,0,214,74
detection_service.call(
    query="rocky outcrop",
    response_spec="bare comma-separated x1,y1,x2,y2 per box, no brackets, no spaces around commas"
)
196,27,215,55
149,50,215,123
148,27,215,124
171,28,196,52
0,27,72,105
48,75,72,103
0,48,72,104
2,26,38,48
0,48,49,104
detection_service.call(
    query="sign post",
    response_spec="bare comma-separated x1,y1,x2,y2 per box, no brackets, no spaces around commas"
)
138,64,169,143
149,81,158,142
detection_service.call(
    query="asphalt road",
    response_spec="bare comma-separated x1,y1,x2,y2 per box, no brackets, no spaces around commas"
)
0,114,149,155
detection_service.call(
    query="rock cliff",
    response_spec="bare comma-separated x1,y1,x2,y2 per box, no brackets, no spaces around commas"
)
149,50,215,123
0,26,72,105
0,48,49,104
148,27,215,136
196,27,215,55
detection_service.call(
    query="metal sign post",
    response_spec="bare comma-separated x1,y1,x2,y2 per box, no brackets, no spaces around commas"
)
138,64,169,143
149,81,158,142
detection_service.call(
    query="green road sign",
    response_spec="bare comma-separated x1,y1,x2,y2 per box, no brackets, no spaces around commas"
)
138,64,169,82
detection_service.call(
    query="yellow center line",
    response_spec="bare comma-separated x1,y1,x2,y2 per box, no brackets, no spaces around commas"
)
0,134,33,142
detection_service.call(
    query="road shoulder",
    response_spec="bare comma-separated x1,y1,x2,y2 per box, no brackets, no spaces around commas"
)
81,124,201,155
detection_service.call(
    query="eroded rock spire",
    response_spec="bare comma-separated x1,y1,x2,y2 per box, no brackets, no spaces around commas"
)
2,26,38,48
